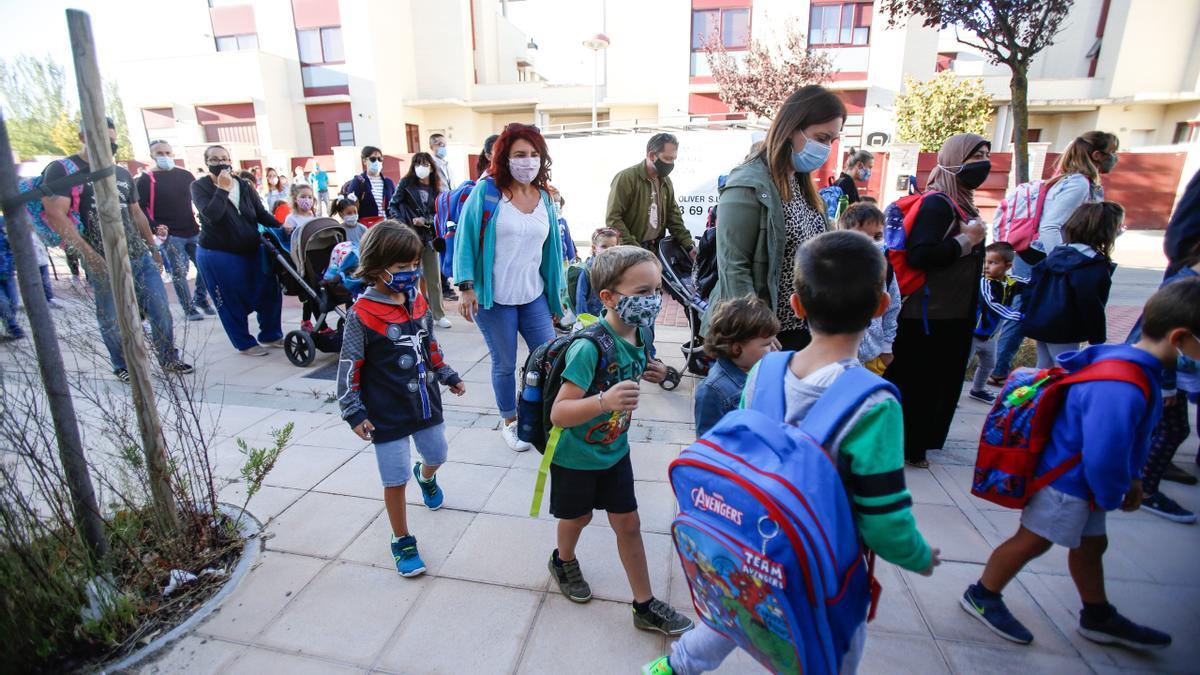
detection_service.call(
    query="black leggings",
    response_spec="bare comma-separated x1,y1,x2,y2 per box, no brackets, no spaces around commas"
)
884,318,974,463
1143,394,1192,495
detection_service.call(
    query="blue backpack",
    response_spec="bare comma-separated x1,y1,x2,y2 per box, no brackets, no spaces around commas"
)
17,158,87,248
670,353,893,674
817,184,844,220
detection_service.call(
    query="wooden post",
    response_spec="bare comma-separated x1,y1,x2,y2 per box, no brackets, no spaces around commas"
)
0,113,109,564
66,9,179,533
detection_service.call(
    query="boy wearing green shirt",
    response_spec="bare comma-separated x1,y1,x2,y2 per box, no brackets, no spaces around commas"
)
645,231,941,675
547,245,694,636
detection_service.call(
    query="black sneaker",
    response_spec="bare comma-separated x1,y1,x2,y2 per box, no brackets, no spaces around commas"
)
442,287,459,301
114,369,131,383
197,302,217,316
1078,606,1171,650
1162,462,1198,486
548,550,591,603
163,361,195,375
960,584,1033,644
969,389,996,404
1140,492,1196,524
633,598,695,636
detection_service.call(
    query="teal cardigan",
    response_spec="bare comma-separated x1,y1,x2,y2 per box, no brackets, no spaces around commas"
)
452,178,566,314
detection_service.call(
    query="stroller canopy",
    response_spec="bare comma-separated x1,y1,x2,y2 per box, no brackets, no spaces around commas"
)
291,217,347,281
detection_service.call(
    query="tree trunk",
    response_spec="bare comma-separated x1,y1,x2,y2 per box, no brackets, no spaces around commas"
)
0,114,110,566
1010,63,1031,184
67,10,180,534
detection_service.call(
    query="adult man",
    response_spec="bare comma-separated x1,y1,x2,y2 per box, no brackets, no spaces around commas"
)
41,118,193,380
138,140,214,321
310,161,330,215
340,146,394,221
605,133,695,256
429,133,454,193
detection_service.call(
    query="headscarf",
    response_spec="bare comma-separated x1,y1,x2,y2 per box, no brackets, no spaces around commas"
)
926,133,989,218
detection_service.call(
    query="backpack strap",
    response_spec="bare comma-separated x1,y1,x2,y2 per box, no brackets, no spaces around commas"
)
478,177,502,250
749,351,794,421
147,169,157,222
798,366,898,448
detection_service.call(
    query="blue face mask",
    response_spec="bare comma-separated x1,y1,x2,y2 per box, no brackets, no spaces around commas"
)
384,268,421,296
857,167,871,181
435,146,447,159
792,132,831,173
154,156,174,171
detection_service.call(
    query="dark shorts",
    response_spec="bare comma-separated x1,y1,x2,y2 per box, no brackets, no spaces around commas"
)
549,453,638,520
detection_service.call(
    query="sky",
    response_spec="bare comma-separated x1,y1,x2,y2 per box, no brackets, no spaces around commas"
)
504,0,607,86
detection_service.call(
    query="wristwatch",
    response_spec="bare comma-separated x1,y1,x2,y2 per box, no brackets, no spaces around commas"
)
457,281,474,292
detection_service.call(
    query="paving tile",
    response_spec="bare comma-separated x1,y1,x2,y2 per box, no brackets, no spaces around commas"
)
376,578,541,674
868,560,931,637
902,560,1078,656
938,639,1094,674
257,561,425,666
629,441,681,483
217,483,306,523
237,410,339,444
224,648,365,674
517,595,665,674
637,479,679,535
481,467,554,520
199,551,327,642
910,503,993,564
314,452,386,499
267,492,383,557
904,465,955,506
446,426,519,467
858,632,948,674
978,509,1153,583
339,507,475,575
1102,511,1200,586
571,527,674,603
439,513,557,590
261,444,356,491
287,421,370,453
201,404,277,438
405,461,506,512
137,635,243,674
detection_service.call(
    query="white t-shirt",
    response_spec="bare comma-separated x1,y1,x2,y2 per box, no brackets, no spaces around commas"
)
491,196,549,306
369,175,384,211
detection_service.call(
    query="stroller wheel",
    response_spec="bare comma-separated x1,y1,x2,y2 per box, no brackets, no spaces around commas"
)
659,366,681,391
284,330,316,367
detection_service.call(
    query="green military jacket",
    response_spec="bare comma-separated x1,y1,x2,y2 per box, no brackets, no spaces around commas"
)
604,161,694,250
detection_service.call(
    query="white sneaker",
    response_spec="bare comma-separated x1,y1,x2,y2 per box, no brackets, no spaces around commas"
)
46,298,66,309
239,345,270,357
436,316,452,329
501,420,532,452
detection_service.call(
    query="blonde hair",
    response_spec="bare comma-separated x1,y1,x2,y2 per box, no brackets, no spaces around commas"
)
589,245,659,293
1055,131,1118,186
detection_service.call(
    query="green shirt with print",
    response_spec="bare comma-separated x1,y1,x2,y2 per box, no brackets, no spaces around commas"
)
552,319,648,471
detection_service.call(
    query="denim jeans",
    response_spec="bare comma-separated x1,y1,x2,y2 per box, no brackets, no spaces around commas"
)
473,298,556,419
88,252,179,371
0,275,19,333
162,234,209,313
38,265,54,301
195,246,283,351
991,255,1031,378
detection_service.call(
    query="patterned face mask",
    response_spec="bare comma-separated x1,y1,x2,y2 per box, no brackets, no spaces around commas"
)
384,268,421,296
613,292,662,327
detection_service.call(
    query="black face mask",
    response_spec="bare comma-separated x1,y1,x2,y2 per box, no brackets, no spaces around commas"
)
208,163,232,176
653,157,675,178
110,141,119,154
956,160,991,190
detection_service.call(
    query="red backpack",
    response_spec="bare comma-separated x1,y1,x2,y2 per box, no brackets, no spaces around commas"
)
882,191,968,297
972,361,1151,509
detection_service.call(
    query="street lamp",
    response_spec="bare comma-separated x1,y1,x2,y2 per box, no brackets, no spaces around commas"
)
583,33,610,131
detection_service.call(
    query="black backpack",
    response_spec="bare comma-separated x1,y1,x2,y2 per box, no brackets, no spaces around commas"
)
693,216,719,301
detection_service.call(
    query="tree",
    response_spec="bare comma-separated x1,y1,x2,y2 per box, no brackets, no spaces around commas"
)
0,55,72,159
104,81,133,162
704,18,834,119
879,0,1074,183
894,71,993,152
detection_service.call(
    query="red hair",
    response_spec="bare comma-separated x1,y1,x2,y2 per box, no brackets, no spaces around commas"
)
489,123,552,193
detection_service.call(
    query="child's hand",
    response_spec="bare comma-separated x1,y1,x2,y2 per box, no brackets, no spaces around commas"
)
449,382,466,396
353,419,375,441
1121,480,1143,511
642,360,668,384
919,547,942,576
603,380,640,412
880,353,894,367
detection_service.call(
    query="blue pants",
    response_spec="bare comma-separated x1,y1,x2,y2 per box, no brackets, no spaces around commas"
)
196,246,283,351
0,275,19,334
88,252,179,371
474,298,556,419
162,234,209,313
991,255,1031,379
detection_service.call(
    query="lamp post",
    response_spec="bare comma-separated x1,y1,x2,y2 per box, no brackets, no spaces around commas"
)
582,33,610,131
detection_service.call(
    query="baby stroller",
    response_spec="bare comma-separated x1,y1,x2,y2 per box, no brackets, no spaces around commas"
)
260,217,352,367
657,238,714,382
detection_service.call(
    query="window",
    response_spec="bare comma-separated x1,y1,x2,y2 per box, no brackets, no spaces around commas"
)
337,121,355,146
297,26,343,64
405,124,420,153
809,2,871,47
215,33,258,51
1174,122,1200,144
691,7,752,76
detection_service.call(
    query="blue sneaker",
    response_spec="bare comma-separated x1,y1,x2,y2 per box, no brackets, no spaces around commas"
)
390,534,426,577
412,462,444,510
960,583,1033,644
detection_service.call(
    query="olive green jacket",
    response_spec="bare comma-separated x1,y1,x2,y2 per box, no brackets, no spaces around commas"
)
702,156,789,333
605,161,694,249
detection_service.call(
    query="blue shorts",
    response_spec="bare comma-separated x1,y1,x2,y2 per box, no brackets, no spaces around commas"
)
373,423,449,488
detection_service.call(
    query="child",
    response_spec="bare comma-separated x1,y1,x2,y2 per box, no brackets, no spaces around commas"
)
575,227,621,317
0,217,24,340
693,295,779,436
324,240,367,300
838,203,899,375
547,245,693,635
332,195,366,244
271,199,291,224
1021,202,1123,369
285,183,320,330
645,231,939,675
966,242,1025,403
1124,251,1200,523
961,279,1200,649
336,221,466,577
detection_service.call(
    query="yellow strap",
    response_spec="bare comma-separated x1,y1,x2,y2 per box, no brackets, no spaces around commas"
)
530,427,562,517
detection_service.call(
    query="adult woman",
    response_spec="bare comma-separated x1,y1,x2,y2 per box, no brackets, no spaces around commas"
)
264,167,288,206
989,131,1119,384
454,123,565,451
477,134,499,178
884,133,989,467
832,148,873,204
388,152,450,328
704,85,845,351
191,145,285,356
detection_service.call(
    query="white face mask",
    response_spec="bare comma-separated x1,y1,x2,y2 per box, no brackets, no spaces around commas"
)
343,214,359,225
509,157,540,184
415,165,431,180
